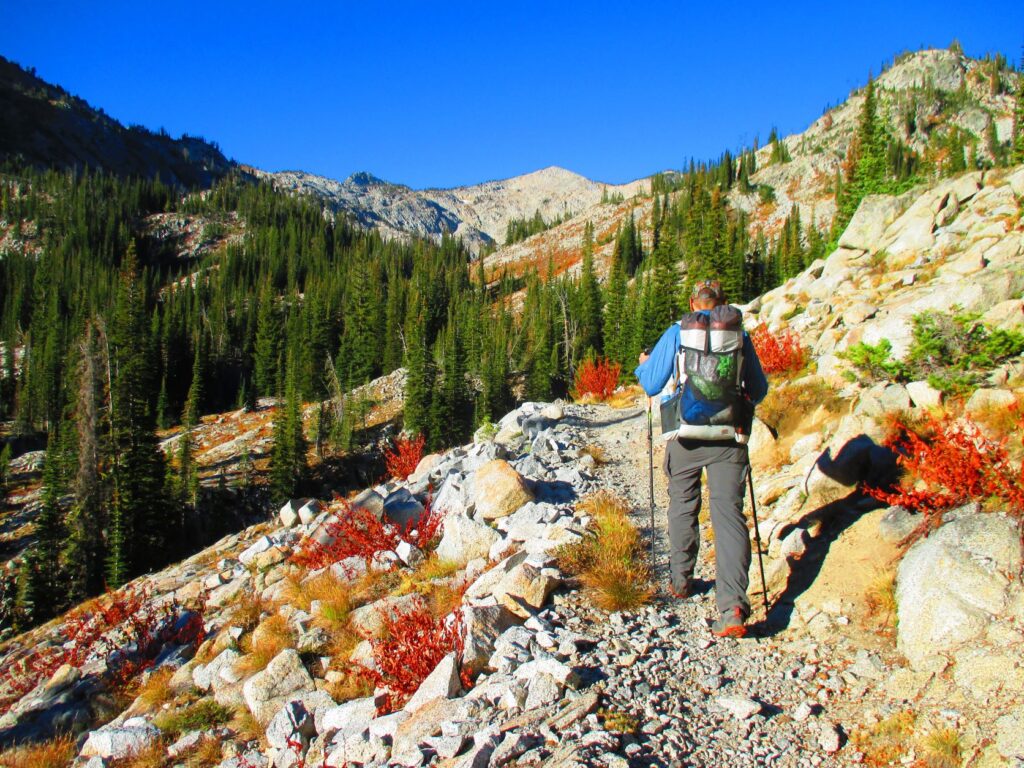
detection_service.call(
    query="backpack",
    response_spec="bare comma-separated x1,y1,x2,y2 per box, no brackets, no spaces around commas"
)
660,304,750,442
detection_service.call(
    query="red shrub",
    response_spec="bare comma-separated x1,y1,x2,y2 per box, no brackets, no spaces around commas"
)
573,357,621,400
864,413,1024,542
352,597,465,713
384,434,426,480
292,497,443,572
0,586,205,714
750,324,807,376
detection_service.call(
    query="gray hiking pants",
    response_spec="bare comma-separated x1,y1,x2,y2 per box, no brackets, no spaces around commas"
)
663,439,751,617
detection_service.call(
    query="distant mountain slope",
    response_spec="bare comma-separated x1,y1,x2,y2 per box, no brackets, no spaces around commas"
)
0,56,233,188
260,165,647,252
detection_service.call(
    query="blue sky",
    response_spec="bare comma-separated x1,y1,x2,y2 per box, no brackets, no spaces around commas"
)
3,1,1022,189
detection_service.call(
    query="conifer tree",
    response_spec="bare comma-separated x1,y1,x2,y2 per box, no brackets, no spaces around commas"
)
1012,72,1024,165
578,223,603,357
253,281,282,398
105,243,170,586
269,353,307,503
403,299,435,440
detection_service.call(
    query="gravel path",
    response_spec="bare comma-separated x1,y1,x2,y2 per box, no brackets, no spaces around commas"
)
553,403,852,767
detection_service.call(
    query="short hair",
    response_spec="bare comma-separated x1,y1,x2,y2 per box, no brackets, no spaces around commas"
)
691,279,725,302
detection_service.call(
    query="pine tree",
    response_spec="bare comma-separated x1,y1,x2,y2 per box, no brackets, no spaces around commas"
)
402,300,435,440
253,281,282,398
602,254,629,368
269,354,307,503
106,243,171,586
1012,72,1024,165
19,424,69,625
578,223,603,357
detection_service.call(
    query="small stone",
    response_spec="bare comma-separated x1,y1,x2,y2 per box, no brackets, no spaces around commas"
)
715,696,762,720
818,721,843,753
792,701,814,722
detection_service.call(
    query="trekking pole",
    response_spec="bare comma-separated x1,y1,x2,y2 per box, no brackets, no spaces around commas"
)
646,398,657,574
747,463,771,622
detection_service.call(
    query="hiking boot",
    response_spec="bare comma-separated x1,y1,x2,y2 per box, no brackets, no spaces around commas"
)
712,607,747,638
669,579,693,599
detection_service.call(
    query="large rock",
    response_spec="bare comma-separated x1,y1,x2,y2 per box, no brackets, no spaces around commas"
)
266,700,316,752
320,696,378,741
242,649,316,723
473,460,534,521
404,652,462,713
461,604,519,675
81,721,161,759
435,513,501,564
896,512,1022,670
838,194,912,253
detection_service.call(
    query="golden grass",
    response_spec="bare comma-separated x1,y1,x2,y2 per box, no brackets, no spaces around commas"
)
599,707,640,735
757,378,845,438
108,739,168,768
605,385,645,409
237,614,295,674
865,569,898,627
0,734,77,768
184,736,223,768
131,667,176,712
555,491,654,612
228,588,271,634
324,668,375,703
849,710,916,767
299,571,354,627
579,443,608,465
230,706,262,744
919,728,961,768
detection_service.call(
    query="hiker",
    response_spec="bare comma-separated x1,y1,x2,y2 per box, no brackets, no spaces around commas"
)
635,279,769,638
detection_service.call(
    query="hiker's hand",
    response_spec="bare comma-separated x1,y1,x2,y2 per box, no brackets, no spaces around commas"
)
638,351,650,365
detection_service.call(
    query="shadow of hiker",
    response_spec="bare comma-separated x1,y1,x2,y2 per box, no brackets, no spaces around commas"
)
752,432,900,636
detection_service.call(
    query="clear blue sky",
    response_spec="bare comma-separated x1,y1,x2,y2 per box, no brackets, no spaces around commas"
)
3,1,1022,189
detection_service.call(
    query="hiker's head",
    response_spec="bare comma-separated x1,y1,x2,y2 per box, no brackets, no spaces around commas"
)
690,279,725,311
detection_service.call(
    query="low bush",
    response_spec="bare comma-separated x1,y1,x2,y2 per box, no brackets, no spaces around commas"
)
292,497,443,571
555,492,654,611
572,357,622,401
843,310,1024,394
849,710,917,767
864,411,1024,542
353,597,465,713
750,324,808,376
756,377,844,436
155,699,233,737
383,434,426,480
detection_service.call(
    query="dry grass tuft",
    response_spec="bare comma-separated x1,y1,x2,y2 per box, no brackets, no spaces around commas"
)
555,491,654,612
131,667,176,712
0,734,77,768
325,668,375,703
183,736,223,768
238,614,295,674
579,443,609,465
301,571,354,627
865,569,898,627
757,378,845,438
230,705,262,744
850,710,916,767
108,739,168,768
919,727,961,768
605,385,645,410
229,589,271,634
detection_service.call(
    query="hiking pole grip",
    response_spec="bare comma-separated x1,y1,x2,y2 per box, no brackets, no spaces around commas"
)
747,463,771,621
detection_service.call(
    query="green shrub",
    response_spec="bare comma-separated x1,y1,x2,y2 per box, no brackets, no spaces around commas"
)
842,339,907,381
758,184,776,204
154,699,233,737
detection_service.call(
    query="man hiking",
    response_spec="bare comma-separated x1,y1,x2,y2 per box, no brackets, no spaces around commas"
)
635,279,768,638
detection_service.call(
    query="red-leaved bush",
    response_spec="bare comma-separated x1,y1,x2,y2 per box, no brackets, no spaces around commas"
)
750,324,807,376
291,496,443,572
0,586,205,714
352,597,466,713
864,412,1024,542
573,357,621,401
384,434,426,480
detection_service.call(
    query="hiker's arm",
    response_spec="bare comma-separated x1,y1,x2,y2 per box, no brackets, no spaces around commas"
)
742,333,769,405
635,324,679,396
